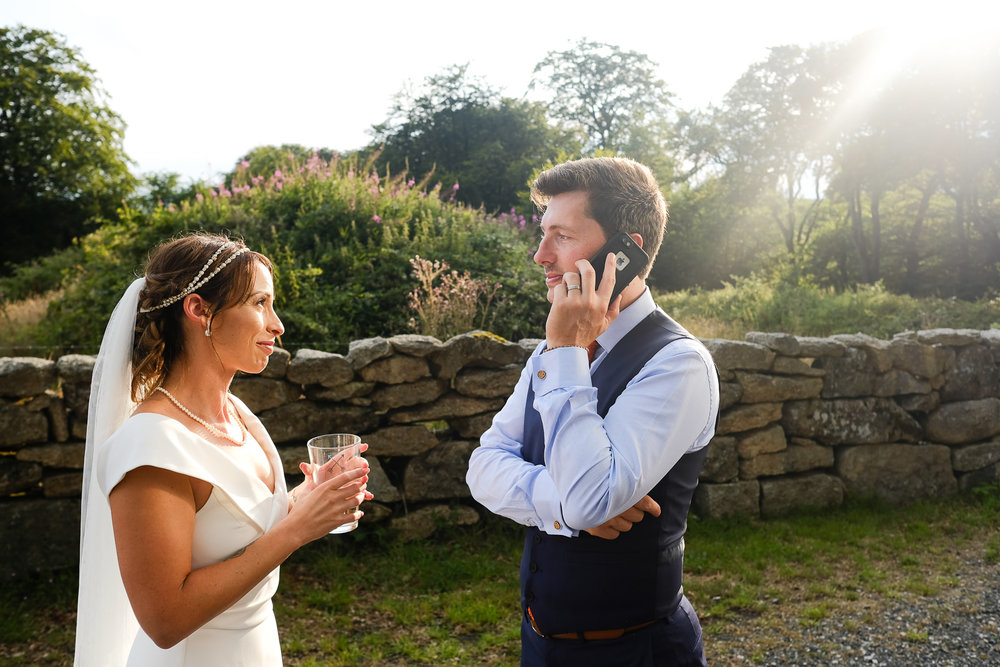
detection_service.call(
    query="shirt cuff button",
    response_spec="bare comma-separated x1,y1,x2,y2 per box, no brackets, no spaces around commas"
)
553,520,561,530
537,370,546,379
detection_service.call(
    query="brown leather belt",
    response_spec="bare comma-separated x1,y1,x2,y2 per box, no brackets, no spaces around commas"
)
528,607,657,640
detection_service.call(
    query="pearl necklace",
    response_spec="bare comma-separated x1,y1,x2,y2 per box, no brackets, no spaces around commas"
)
156,386,246,446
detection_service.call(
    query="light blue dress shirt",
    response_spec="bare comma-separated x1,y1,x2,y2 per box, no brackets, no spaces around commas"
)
466,288,719,536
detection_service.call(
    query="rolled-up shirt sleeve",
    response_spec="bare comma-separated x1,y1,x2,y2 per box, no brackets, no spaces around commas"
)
534,341,716,531
466,348,576,536
466,296,719,536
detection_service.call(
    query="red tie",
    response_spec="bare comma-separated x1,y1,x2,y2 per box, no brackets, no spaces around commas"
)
586,340,600,365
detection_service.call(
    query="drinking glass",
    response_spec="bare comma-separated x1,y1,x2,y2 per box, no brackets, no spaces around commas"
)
307,433,362,534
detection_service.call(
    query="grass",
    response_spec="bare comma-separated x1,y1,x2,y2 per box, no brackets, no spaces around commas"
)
2,484,999,666
0,290,60,357
653,279,999,340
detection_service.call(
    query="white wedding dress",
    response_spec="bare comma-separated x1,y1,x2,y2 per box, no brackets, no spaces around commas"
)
93,397,288,666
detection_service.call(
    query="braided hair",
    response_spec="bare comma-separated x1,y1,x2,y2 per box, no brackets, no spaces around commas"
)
131,233,272,401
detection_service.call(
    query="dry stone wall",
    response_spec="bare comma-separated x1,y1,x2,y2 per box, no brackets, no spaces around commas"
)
3,328,1000,574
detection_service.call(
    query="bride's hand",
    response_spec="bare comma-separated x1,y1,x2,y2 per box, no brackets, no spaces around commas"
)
289,443,370,507
289,462,370,542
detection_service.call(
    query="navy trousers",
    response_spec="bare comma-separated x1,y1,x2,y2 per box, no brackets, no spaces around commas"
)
520,594,706,667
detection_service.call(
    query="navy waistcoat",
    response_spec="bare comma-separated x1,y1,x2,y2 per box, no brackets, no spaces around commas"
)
520,310,709,635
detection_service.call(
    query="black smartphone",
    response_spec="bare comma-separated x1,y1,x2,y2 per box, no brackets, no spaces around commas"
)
589,231,649,304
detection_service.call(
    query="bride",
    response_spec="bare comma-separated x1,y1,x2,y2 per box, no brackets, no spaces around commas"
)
75,233,371,666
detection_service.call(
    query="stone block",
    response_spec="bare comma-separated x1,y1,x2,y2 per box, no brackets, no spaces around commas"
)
43,472,82,498
874,370,932,397
837,443,956,504
926,398,1000,445
28,392,69,443
745,332,800,355
692,480,759,519
390,394,504,424
0,498,80,575
735,372,823,403
0,357,57,397
700,436,738,483
258,401,376,445
430,332,525,380
346,337,394,369
230,378,302,413
816,347,878,398
829,334,892,372
717,403,783,435
359,355,431,385
913,329,984,346
736,424,787,459
452,413,496,440
794,337,846,357
0,404,49,448
455,364,523,398
390,504,479,542
940,345,999,402
306,381,375,402
957,464,1000,492
358,500,393,524
260,347,291,379
719,382,743,410
286,349,354,387
951,441,1000,473
760,473,844,517
783,398,922,445
886,337,950,379
366,456,401,503
0,456,43,494
740,439,833,480
365,425,440,457
370,378,447,411
700,339,774,372
403,440,478,502
387,334,443,357
16,442,85,469
771,357,825,376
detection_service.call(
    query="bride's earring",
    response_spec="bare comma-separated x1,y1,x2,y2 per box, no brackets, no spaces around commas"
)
204,316,213,337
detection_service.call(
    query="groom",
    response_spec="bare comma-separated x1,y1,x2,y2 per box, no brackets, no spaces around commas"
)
466,157,719,666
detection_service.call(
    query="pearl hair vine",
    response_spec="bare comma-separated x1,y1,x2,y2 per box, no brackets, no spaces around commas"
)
139,245,251,313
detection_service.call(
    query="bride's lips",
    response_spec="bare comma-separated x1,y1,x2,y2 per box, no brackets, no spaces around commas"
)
257,341,275,354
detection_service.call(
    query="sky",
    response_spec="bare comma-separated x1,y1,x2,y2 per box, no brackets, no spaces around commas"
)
3,0,991,183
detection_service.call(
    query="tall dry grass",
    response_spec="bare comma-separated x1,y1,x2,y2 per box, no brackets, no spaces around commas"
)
0,291,60,357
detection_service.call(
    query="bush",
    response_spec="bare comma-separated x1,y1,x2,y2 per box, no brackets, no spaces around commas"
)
17,153,549,355
656,274,1000,340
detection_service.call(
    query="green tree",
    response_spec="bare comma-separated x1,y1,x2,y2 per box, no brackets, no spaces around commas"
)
826,29,1000,296
367,64,577,213
711,44,838,259
531,39,674,156
0,25,134,272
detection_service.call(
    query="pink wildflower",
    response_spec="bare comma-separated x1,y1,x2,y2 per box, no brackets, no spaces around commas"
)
195,193,204,202
372,215,382,223
452,182,460,190
240,160,250,168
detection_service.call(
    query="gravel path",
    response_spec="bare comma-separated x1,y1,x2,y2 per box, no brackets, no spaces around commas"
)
709,556,1000,666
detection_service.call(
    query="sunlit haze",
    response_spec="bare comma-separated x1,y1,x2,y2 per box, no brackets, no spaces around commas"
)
3,0,992,183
